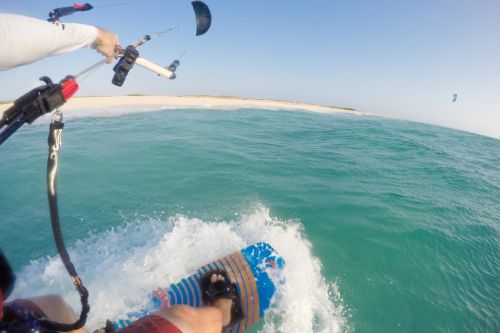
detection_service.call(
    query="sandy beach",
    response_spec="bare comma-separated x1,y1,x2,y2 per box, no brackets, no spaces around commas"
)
0,95,363,119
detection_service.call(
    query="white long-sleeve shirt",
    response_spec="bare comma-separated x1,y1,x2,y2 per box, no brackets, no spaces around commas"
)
0,13,97,70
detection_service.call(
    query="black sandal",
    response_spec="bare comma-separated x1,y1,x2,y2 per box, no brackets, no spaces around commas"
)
201,270,245,327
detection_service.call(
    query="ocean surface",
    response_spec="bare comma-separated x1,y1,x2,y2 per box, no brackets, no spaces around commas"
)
0,107,499,332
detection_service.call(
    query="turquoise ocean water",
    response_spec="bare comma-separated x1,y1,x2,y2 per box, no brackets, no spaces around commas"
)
0,107,499,332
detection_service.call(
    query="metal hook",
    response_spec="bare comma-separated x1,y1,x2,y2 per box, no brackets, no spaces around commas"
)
52,110,64,123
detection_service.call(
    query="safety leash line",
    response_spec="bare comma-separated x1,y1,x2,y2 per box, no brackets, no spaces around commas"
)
40,110,90,332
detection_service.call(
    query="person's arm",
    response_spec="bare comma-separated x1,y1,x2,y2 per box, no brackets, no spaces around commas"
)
0,13,118,70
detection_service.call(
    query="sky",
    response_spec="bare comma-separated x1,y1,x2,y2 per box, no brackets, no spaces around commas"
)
1,1,499,139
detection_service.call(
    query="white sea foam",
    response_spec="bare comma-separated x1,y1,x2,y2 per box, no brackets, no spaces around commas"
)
12,205,347,332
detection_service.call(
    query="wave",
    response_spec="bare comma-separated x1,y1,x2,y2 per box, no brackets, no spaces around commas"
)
11,205,348,332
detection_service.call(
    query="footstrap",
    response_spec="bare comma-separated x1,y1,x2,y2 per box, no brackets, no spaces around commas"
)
203,281,237,305
201,270,245,327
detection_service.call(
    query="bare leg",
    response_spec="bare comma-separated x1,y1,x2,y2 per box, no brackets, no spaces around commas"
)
155,274,233,333
21,273,235,333
26,295,87,333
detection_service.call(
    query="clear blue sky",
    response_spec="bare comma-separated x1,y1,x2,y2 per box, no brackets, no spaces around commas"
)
1,1,499,138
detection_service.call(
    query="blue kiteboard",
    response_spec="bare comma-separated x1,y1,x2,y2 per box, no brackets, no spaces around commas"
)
113,242,284,333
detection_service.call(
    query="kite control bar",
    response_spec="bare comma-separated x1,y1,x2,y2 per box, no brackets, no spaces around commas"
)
0,76,78,145
111,45,176,86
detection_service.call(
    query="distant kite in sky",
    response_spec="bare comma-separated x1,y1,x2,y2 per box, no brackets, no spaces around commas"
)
452,93,458,103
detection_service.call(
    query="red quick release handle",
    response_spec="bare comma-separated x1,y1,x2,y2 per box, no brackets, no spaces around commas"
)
61,77,79,101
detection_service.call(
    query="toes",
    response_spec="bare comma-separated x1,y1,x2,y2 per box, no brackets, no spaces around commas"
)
210,272,226,283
